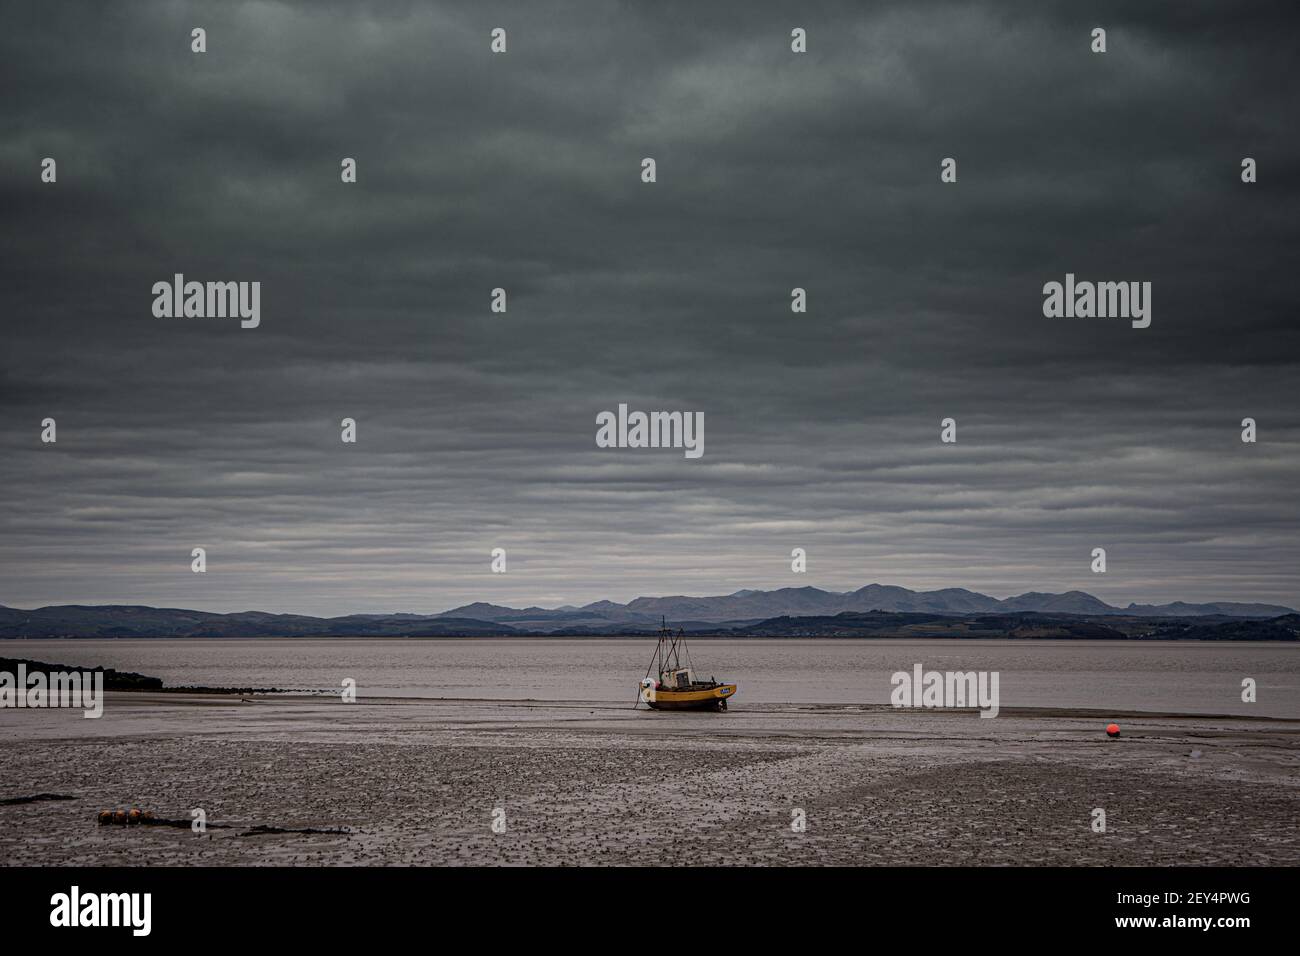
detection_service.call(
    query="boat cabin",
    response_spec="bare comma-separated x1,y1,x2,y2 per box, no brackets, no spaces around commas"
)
663,668,693,689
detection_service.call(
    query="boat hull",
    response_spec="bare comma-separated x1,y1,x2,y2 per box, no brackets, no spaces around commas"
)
640,683,736,711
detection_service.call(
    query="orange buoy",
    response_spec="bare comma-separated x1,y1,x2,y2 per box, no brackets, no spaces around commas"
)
97,810,112,825
1106,722,1121,738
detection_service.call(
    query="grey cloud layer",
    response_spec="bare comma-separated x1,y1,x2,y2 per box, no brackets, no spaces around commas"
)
2,1,1297,614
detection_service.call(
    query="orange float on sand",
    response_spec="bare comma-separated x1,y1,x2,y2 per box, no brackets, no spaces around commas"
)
1106,722,1121,738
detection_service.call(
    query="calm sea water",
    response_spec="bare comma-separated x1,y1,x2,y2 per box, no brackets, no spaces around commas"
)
7,638,1298,717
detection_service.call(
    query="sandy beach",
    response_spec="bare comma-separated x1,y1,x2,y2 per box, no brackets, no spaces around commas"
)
2,692,1297,866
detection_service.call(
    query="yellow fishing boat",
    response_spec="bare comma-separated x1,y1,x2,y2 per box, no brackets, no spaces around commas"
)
636,621,736,711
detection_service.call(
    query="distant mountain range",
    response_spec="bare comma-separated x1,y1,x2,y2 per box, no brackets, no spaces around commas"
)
440,585,1295,629
0,584,1296,639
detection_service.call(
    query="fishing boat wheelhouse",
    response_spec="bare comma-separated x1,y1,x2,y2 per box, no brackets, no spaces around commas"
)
637,621,736,711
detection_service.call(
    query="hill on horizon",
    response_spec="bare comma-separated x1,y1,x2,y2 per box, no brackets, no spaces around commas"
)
0,583,1294,638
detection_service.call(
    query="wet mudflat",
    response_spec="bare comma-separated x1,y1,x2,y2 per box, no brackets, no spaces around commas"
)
1,694,1296,866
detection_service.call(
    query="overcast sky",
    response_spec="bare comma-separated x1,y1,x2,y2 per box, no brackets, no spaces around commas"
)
2,0,1297,616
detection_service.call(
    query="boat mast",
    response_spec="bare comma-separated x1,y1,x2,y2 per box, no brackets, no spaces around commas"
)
664,625,686,673
645,619,689,682
658,617,664,677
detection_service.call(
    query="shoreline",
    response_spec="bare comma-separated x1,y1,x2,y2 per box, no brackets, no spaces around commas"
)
93,690,1300,723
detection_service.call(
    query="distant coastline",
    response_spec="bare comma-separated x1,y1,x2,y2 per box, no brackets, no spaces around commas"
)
2,611,1298,642
3,583,1298,640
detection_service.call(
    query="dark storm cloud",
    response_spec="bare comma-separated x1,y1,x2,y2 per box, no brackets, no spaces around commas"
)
1,0,1297,614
